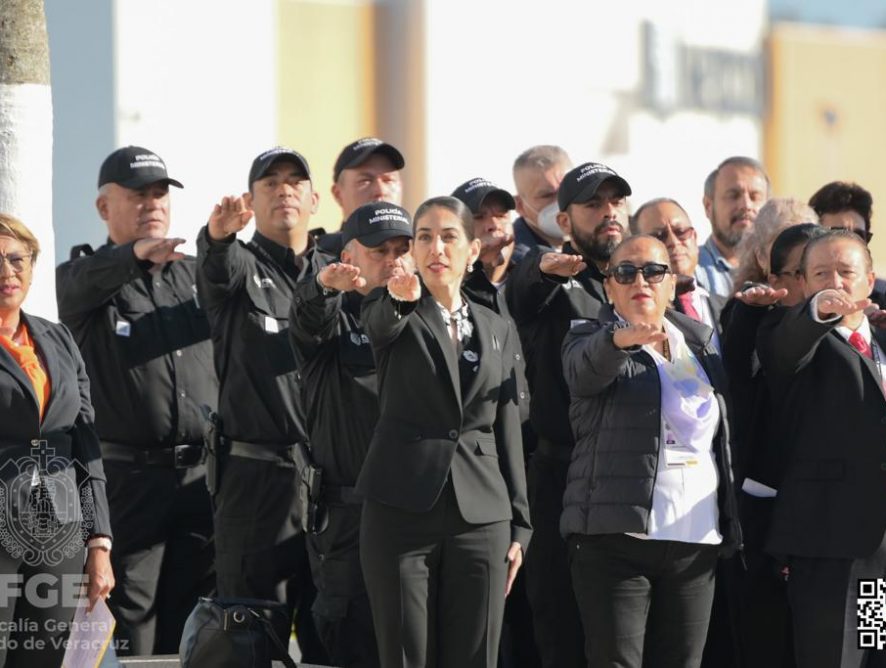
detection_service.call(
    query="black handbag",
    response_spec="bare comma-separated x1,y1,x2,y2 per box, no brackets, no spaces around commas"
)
179,597,297,668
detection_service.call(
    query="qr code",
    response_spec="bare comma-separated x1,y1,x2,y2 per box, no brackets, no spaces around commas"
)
858,579,886,649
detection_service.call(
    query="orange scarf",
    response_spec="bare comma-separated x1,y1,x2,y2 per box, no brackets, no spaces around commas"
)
0,324,51,422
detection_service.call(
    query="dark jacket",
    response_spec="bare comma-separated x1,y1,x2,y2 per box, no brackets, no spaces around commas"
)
0,313,111,539
758,298,886,559
358,287,532,548
559,306,740,553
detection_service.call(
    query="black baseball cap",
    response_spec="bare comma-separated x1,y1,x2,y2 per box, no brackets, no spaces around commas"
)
248,147,311,189
342,202,413,248
557,162,631,211
333,138,405,181
451,178,516,215
98,146,183,190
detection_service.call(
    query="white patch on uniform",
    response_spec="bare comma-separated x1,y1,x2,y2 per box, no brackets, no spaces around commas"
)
264,316,279,333
463,350,479,363
570,319,590,329
115,320,131,337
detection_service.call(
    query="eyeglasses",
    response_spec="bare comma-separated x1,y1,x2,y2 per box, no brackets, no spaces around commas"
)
0,253,32,273
608,262,671,285
648,226,695,243
852,228,873,243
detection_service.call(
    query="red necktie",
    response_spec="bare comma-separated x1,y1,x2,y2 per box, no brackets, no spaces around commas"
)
849,331,873,360
677,292,702,322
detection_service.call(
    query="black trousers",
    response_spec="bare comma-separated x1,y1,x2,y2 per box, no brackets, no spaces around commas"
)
104,461,214,655
0,541,85,668
307,502,379,668
732,494,793,668
213,454,326,664
361,483,511,668
524,451,585,668
788,529,886,668
568,533,719,668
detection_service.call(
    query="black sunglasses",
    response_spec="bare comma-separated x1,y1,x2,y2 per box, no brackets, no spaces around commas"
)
608,262,672,285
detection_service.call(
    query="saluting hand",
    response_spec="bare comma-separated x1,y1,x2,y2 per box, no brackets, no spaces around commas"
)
734,285,789,307
613,323,668,349
505,542,523,597
208,195,254,240
387,268,421,302
133,237,187,264
479,232,515,265
868,307,886,329
816,289,871,320
539,252,586,278
317,262,366,292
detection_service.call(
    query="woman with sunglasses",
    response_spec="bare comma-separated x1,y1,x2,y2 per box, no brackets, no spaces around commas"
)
0,214,114,667
358,196,531,668
560,234,740,668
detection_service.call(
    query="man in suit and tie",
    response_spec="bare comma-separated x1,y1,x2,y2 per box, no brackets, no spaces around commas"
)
631,198,726,349
758,229,886,667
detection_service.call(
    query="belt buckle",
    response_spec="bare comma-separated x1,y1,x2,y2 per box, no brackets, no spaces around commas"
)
174,444,205,469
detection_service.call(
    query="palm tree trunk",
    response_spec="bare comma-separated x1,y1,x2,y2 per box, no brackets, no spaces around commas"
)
0,0,56,319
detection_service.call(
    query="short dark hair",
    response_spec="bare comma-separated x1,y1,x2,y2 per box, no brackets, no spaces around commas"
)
808,181,873,233
629,197,690,234
799,228,873,275
413,196,474,241
768,223,827,275
703,156,770,199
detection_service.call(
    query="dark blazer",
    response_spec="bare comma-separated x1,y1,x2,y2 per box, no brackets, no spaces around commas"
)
0,313,111,539
359,288,532,548
758,298,886,559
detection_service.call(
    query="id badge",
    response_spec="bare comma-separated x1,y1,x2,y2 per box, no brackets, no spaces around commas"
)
663,424,698,468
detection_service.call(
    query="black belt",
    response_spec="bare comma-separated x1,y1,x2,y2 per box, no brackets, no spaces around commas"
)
320,485,362,505
227,439,303,465
100,441,205,468
534,438,573,463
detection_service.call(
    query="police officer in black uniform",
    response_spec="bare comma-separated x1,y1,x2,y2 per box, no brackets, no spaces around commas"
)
290,201,413,667
195,147,326,663
56,146,217,655
315,138,406,257
505,162,632,668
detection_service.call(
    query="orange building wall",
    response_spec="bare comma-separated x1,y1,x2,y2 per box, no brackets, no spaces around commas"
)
765,23,886,272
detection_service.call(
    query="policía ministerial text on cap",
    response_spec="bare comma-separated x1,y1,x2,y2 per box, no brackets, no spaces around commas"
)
342,201,413,248
333,138,405,181
451,178,516,215
98,146,183,190
248,147,312,188
557,162,631,211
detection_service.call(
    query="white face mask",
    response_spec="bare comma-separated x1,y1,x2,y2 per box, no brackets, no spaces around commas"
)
531,202,565,242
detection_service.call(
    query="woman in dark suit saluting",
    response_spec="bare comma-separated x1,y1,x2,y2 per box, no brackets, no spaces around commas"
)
0,214,114,667
359,196,531,668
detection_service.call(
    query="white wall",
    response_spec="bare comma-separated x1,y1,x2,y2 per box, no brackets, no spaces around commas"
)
422,0,767,240
48,0,279,262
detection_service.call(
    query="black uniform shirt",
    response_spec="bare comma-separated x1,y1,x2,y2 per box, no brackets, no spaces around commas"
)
463,263,531,424
56,241,217,447
290,264,378,486
196,227,310,445
504,242,608,447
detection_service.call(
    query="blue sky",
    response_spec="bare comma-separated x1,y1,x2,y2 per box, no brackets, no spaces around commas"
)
770,0,886,29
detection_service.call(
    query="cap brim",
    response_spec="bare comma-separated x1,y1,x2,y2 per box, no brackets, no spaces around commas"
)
340,144,405,176
479,189,516,212
572,175,632,205
116,176,184,190
351,228,413,248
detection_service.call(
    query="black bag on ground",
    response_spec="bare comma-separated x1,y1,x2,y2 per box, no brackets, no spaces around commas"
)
179,597,296,668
